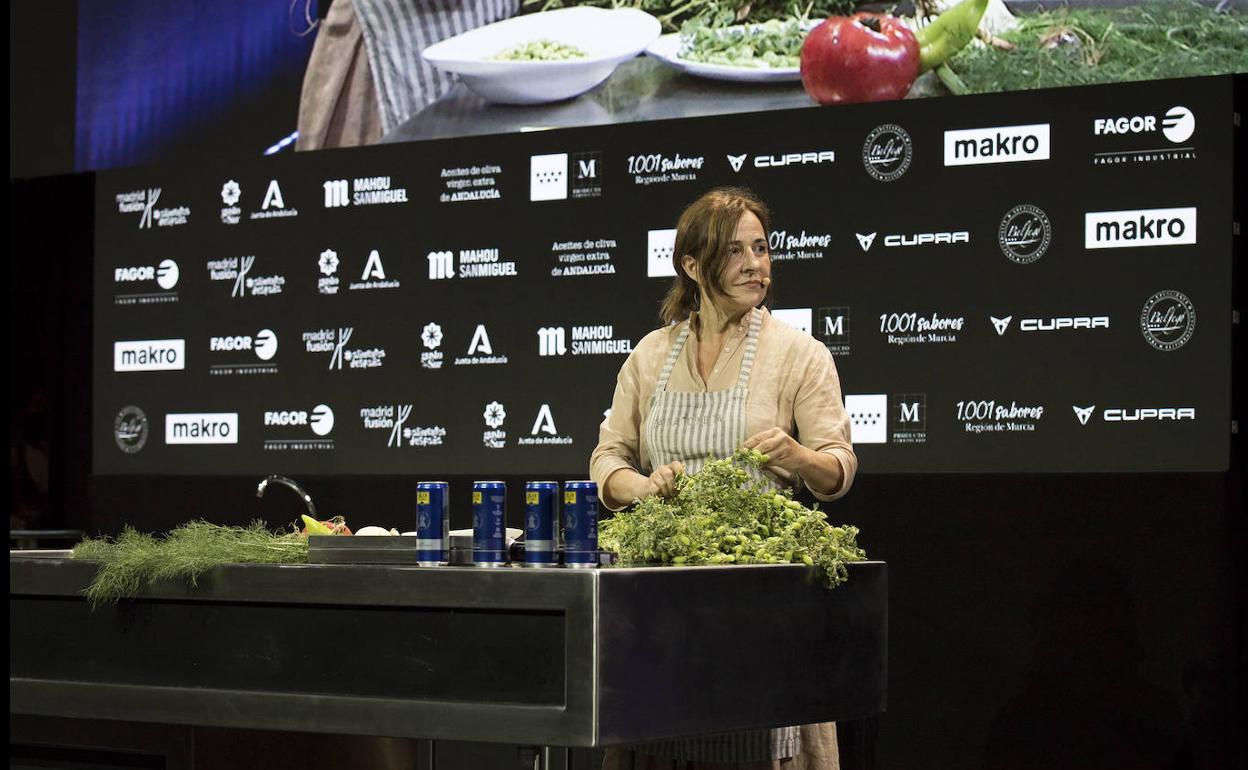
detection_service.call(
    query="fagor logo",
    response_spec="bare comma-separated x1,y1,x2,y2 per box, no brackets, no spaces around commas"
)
531,153,569,201
165,413,239,445
945,124,1050,166
209,330,277,360
264,405,334,436
647,228,677,277
114,339,185,372
1094,107,1194,143
1085,207,1197,249
114,259,180,290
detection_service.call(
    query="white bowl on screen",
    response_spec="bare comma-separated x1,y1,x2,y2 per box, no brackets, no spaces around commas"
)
421,7,660,105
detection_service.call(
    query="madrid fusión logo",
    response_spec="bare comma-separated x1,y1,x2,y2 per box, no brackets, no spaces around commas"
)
1140,290,1195,351
114,406,149,453
999,205,1051,263
862,125,912,182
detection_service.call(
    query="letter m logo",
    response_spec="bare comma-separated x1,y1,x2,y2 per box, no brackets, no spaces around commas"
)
538,327,566,357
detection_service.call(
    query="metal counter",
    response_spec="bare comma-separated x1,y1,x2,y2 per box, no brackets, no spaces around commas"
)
10,556,886,746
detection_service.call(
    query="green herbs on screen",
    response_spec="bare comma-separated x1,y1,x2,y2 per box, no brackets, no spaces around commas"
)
599,448,866,589
950,1,1247,93
72,521,308,606
678,17,807,68
492,39,589,60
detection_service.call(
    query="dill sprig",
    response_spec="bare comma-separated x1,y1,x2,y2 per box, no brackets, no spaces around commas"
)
72,521,309,606
599,449,866,589
950,1,1247,93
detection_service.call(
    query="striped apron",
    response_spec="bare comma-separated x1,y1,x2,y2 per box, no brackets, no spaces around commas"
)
636,307,802,762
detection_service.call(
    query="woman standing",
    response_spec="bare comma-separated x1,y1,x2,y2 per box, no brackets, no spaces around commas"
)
590,187,857,769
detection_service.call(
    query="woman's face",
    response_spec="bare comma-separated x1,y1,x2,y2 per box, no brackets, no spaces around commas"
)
712,210,771,315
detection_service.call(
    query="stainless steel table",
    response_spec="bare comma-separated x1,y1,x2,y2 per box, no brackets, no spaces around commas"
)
11,555,886,751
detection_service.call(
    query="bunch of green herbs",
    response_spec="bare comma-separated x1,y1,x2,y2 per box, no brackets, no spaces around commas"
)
522,0,855,31
679,17,810,68
950,1,1247,93
72,520,308,606
599,448,866,589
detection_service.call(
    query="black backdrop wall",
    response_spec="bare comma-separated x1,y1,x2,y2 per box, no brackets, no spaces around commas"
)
9,79,1246,770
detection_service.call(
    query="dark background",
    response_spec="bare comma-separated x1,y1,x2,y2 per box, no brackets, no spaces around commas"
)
8,2,1246,769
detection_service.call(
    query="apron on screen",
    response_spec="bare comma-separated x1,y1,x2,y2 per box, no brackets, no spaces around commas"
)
637,308,800,763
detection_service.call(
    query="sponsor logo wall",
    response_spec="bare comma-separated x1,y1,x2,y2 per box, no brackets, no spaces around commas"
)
92,77,1233,474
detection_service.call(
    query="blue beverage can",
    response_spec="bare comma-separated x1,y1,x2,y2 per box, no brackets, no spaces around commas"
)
472,481,507,567
563,480,598,568
415,481,450,566
524,481,560,568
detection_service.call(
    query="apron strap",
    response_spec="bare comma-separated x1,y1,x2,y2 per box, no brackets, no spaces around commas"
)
653,322,691,394
735,308,763,390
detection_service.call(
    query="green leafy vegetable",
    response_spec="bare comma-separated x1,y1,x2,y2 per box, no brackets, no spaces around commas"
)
493,39,588,60
72,521,309,606
521,1,856,33
599,448,866,589
949,1,1247,93
679,17,808,68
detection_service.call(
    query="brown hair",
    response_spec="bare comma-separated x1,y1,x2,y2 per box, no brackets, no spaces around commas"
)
659,187,773,325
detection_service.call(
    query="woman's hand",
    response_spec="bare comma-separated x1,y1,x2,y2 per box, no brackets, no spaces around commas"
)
647,460,685,498
741,429,844,498
742,428,806,475
602,461,685,510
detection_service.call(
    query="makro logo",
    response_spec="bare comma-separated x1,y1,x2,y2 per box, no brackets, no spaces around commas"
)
114,259,180,290
1094,106,1195,143
845,394,887,444
1085,207,1196,249
1140,290,1195,351
114,339,185,372
647,228,677,277
999,205,1052,263
945,124,1050,166
165,413,239,444
1102,407,1196,422
264,405,335,436
772,308,813,335
531,153,569,201
862,125,912,182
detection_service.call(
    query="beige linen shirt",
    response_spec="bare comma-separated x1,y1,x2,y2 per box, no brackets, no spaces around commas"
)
590,309,857,510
